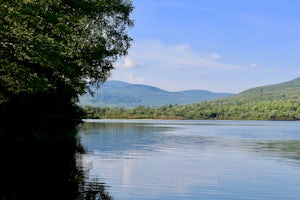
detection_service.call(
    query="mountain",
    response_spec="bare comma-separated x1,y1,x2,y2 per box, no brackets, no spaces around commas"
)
206,77,300,105
83,77,300,120
176,77,300,120
79,80,234,108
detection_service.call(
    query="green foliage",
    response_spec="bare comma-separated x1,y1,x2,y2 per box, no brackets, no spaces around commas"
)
83,78,300,121
0,0,133,101
0,0,134,134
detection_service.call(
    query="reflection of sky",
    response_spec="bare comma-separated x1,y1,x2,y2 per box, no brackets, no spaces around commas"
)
79,120,300,200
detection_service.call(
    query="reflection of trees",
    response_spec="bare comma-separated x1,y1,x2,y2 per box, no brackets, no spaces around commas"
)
254,140,300,162
81,121,300,165
0,127,113,200
78,121,172,154
81,177,113,200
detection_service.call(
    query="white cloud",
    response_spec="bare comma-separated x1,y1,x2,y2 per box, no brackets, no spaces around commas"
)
124,73,144,84
249,63,259,68
124,57,134,68
114,56,145,69
111,40,244,93
127,40,240,71
209,53,221,59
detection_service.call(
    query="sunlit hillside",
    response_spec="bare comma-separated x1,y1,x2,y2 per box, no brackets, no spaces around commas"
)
84,77,300,120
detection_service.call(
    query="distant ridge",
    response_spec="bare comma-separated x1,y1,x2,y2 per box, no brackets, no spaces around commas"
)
79,80,234,108
227,77,300,103
82,77,300,120
173,77,300,120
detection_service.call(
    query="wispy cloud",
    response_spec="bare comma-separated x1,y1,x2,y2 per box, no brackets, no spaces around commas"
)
124,57,134,68
209,53,221,59
124,40,241,71
112,39,300,93
114,56,145,69
111,1,300,93
249,63,259,68
110,40,244,92
124,73,144,84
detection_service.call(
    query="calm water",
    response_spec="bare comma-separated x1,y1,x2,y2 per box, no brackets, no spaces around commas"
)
78,120,300,200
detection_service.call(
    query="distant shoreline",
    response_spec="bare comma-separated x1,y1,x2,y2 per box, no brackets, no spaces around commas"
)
82,117,299,122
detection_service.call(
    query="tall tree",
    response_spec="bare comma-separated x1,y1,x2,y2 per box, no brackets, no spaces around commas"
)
0,0,134,133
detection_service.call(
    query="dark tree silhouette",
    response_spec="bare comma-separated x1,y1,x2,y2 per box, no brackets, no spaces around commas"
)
0,0,134,134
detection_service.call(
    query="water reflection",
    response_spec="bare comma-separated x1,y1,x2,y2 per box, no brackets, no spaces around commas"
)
79,120,300,164
78,120,300,200
251,140,300,163
79,121,172,156
0,126,112,200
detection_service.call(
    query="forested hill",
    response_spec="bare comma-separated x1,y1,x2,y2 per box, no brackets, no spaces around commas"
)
170,77,300,120
83,77,300,120
79,80,233,108
230,77,300,103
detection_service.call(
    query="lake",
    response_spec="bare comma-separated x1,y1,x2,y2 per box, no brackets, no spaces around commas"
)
78,120,300,200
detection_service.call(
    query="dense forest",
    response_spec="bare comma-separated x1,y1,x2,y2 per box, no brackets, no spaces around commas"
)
0,0,134,135
0,1,133,199
83,77,300,120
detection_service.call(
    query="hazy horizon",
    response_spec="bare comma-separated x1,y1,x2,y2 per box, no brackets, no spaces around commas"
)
99,76,297,94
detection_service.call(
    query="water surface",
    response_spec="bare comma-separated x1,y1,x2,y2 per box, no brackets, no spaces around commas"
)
78,120,300,199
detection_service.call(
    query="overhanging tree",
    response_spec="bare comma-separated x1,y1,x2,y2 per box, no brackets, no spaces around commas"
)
0,0,134,133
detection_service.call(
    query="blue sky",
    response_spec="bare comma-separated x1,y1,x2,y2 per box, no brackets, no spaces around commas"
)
111,0,300,93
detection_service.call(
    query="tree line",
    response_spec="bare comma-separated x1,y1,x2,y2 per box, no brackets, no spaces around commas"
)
83,99,300,121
